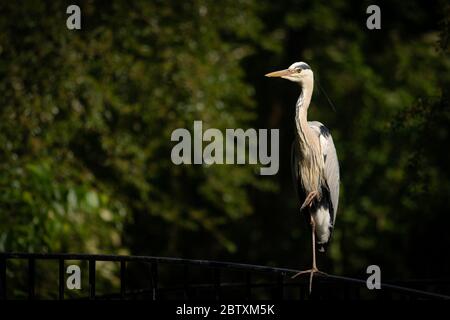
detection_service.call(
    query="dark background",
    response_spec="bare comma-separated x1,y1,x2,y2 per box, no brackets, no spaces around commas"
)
0,0,449,296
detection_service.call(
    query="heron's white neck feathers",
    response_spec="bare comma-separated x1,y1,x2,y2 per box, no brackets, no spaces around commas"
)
295,80,314,152
294,78,324,194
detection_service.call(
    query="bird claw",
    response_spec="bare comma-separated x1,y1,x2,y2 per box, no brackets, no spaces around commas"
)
291,268,328,294
291,268,327,279
300,191,319,211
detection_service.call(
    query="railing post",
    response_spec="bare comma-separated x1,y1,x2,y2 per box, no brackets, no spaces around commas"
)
299,280,308,300
89,259,96,300
120,260,126,299
213,269,221,300
183,264,190,300
28,258,35,300
245,272,251,300
276,273,284,300
58,258,64,300
150,262,158,301
0,257,6,300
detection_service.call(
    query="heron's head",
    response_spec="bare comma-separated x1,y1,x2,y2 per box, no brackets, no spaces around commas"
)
265,62,313,85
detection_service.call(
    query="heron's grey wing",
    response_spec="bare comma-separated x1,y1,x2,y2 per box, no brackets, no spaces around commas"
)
309,121,340,224
323,131,340,225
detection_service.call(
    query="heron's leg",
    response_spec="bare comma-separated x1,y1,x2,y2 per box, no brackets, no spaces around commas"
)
311,215,317,270
291,214,327,293
300,191,319,211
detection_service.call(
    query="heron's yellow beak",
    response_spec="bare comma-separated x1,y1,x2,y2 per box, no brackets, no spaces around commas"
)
265,69,293,77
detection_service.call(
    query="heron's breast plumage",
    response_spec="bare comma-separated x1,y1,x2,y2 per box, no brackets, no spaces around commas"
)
297,134,324,196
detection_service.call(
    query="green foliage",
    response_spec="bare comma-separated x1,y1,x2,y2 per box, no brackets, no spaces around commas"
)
0,1,272,255
0,160,126,253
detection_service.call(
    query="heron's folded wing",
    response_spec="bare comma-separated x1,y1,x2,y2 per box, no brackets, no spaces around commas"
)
309,121,340,224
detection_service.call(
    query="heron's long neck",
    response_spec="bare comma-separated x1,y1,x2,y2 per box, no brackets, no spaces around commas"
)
295,81,314,152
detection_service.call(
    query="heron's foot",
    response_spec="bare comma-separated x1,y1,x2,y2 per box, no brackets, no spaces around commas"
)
291,267,327,279
291,268,328,293
300,191,319,211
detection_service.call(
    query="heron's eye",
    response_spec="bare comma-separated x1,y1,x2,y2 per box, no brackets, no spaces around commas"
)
295,68,302,73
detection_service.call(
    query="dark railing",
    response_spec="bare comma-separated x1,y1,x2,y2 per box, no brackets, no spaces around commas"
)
0,252,449,300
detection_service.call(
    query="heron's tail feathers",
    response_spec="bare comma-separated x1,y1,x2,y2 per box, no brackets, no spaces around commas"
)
317,242,328,253
317,228,333,253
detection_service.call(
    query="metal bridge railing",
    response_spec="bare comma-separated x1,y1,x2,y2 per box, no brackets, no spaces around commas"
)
0,252,449,300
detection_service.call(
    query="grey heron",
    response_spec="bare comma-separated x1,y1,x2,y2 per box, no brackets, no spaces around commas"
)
266,62,340,293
